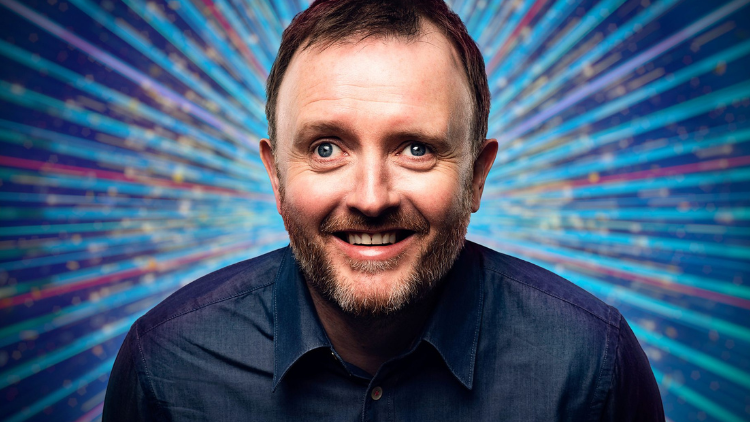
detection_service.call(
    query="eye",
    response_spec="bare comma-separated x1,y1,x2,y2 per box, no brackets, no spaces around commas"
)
315,142,341,158
402,142,430,157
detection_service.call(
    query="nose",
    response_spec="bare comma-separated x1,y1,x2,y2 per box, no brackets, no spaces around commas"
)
345,157,400,217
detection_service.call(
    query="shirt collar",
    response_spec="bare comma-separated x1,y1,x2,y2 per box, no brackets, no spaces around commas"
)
420,241,485,390
272,247,331,391
272,241,485,391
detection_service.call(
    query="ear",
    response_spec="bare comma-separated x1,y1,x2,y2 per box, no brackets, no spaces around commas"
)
470,138,498,213
259,138,283,215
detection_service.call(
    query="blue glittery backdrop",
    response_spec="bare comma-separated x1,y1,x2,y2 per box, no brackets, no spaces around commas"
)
0,0,748,421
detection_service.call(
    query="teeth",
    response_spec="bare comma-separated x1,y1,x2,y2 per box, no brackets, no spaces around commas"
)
346,231,398,245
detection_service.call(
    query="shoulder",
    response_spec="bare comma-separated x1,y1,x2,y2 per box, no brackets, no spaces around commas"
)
472,241,617,328
468,242,661,418
134,246,287,335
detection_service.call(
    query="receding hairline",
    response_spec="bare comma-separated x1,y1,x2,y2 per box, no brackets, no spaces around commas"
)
265,0,490,159
272,19,474,145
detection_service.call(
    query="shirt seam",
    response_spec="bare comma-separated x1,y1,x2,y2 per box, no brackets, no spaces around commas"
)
141,280,276,336
466,248,485,390
272,250,288,389
589,307,620,421
485,267,618,328
134,322,161,416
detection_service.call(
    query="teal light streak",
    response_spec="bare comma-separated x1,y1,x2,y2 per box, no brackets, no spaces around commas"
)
0,313,137,389
0,215,280,237
488,81,750,181
490,0,628,110
0,122,258,190
0,240,284,349
470,235,750,342
491,0,682,126
489,0,585,80
482,224,750,261
66,0,262,133
0,233,288,298
172,0,266,86
653,368,746,422
121,0,266,107
470,230,750,300
632,324,750,390
5,356,117,422
0,40,261,164
495,39,750,163
490,126,750,192
503,169,750,200
0,83,265,180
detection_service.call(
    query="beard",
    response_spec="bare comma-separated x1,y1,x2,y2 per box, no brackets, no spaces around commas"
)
279,180,473,319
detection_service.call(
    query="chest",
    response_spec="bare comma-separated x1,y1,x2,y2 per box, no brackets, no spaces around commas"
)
150,346,599,422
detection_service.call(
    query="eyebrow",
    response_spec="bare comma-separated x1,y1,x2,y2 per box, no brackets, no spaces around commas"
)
293,121,355,148
293,120,453,150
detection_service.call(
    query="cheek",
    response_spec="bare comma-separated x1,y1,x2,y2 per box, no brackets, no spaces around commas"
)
282,168,349,222
394,168,466,221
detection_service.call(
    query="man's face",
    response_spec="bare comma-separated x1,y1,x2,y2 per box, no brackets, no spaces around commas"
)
261,26,495,317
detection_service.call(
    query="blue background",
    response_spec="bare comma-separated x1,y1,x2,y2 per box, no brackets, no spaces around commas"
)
0,0,748,421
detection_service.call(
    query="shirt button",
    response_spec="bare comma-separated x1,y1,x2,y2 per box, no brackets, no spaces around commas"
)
371,386,383,401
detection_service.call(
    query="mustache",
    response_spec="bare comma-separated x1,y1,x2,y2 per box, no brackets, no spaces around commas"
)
319,209,430,234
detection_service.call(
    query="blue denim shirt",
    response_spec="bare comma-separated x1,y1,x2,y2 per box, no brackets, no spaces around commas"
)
103,241,663,421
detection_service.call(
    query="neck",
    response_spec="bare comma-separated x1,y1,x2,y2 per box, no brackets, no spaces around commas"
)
307,286,438,376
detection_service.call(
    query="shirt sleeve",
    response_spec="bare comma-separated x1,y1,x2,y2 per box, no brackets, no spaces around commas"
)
600,315,665,421
102,325,158,422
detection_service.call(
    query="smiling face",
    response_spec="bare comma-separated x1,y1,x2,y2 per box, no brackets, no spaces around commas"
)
260,25,496,317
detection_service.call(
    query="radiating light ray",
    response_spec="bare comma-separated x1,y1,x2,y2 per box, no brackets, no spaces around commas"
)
5,357,117,422
0,234,288,308
67,0,262,131
0,40,260,164
0,0,264,142
494,38,750,165
0,83,267,179
489,0,629,109
653,368,746,422
121,0,265,102
488,0,585,86
631,324,750,390
481,0,547,65
174,0,267,79
492,126,750,192
491,0,683,131
470,228,750,301
0,122,258,190
1,1,748,421
0,313,136,390
496,0,750,145
488,80,750,182
469,234,750,342
0,256,245,348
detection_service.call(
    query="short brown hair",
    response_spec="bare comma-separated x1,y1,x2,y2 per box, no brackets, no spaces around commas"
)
265,0,490,155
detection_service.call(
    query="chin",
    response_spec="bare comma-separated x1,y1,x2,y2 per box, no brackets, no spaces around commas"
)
332,254,430,316
280,190,472,318
290,222,467,318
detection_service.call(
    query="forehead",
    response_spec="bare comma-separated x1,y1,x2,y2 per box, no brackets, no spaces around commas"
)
275,25,472,145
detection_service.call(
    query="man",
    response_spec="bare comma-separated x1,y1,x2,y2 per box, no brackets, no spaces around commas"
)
104,0,664,420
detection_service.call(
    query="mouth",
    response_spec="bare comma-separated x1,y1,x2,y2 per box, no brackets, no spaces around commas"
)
334,230,414,246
